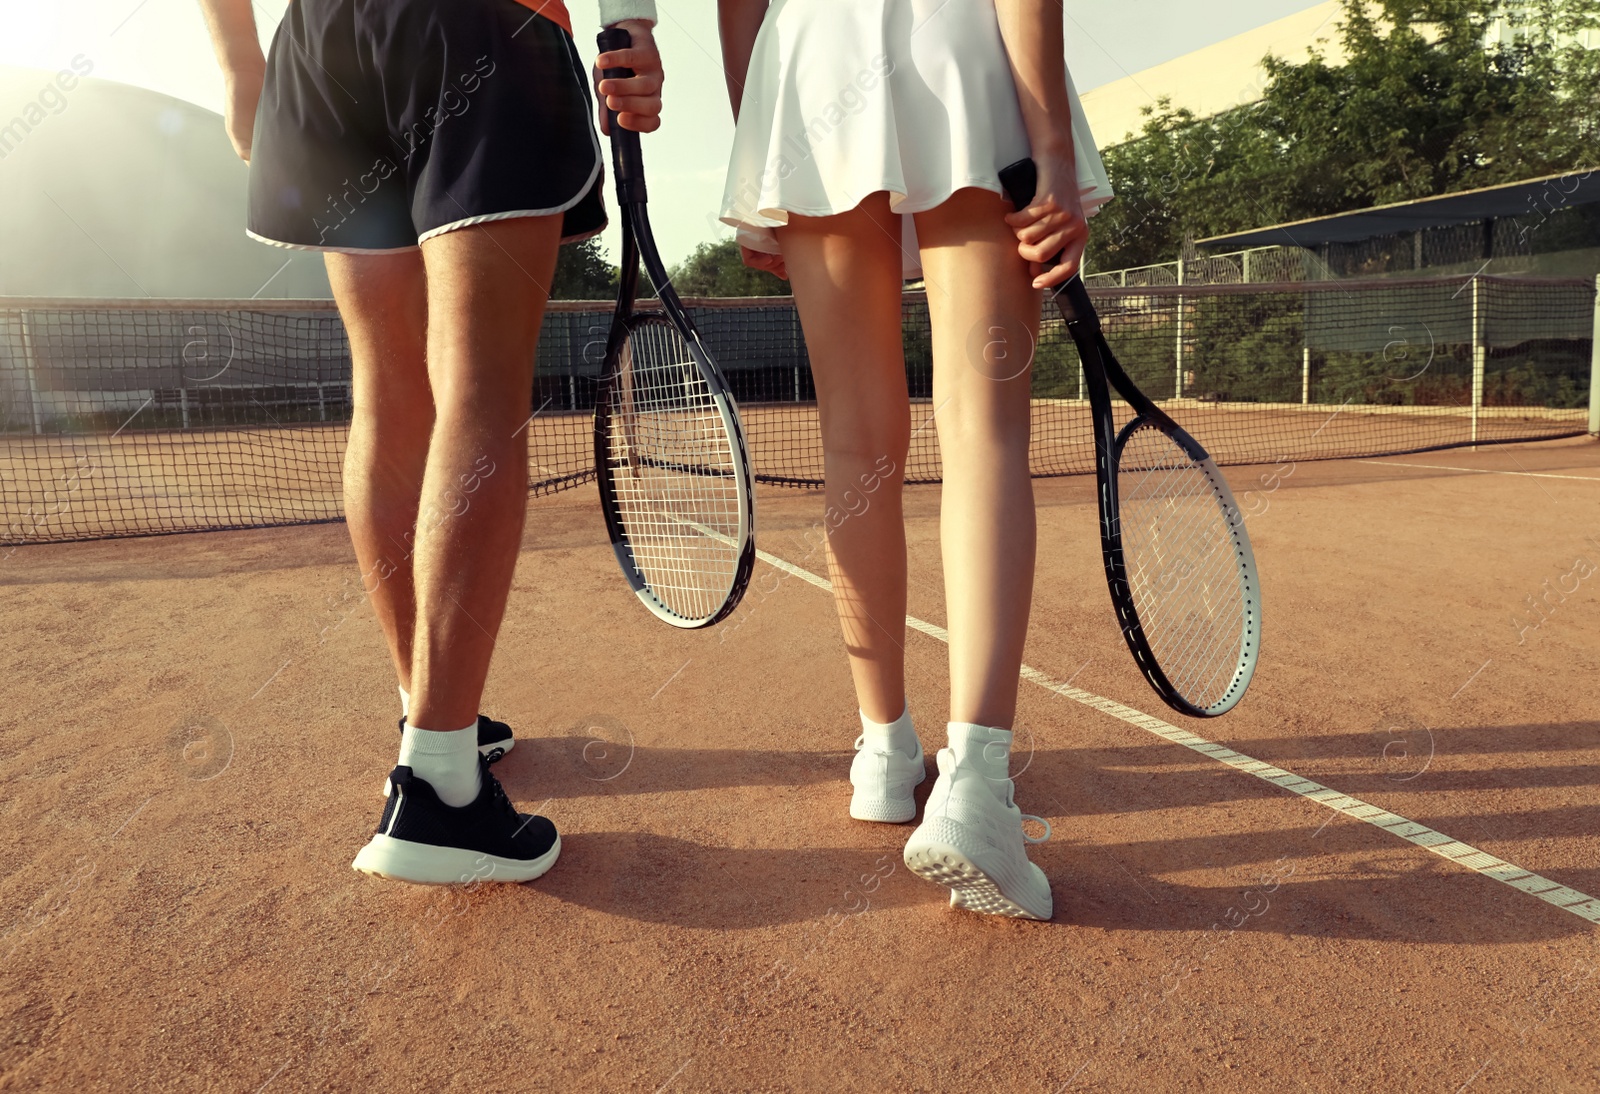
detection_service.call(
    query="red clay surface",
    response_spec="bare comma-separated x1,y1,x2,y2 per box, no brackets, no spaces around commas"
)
3,437,1599,1092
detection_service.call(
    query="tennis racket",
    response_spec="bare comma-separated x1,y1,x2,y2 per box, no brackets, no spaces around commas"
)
592,28,755,629
1000,158,1261,717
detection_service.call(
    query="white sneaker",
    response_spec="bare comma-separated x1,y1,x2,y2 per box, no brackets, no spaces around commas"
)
849,734,926,823
902,747,1053,920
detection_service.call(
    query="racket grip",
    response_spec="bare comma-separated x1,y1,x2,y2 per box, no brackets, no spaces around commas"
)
597,28,647,205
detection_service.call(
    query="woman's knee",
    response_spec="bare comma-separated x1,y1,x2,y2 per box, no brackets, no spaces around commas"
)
819,398,912,466
933,390,1032,461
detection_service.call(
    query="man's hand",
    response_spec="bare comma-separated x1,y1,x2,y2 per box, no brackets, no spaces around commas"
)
594,20,664,134
222,63,265,162
197,0,265,160
1003,152,1089,289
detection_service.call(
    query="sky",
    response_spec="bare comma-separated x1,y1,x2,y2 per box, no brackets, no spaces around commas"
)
0,0,1330,266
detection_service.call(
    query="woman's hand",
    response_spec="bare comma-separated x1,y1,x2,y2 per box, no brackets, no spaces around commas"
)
740,245,788,281
595,21,664,134
222,63,265,162
1003,153,1088,290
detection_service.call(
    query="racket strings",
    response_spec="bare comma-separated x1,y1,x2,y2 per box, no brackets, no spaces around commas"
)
608,320,742,621
1116,423,1251,709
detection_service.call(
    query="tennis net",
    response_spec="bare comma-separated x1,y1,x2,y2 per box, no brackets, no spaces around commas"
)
2,274,1593,545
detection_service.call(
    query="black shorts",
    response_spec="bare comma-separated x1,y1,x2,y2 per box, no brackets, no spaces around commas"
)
246,0,605,253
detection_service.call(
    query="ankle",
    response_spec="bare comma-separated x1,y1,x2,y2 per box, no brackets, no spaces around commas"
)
398,720,481,807
860,704,918,754
946,722,1012,793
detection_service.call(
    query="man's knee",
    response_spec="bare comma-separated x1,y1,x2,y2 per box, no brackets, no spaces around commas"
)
350,373,434,432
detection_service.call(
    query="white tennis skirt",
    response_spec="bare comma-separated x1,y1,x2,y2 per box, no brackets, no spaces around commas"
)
718,0,1115,278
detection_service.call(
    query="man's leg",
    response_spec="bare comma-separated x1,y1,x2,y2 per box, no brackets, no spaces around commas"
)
350,215,564,886
406,216,562,734
324,250,431,696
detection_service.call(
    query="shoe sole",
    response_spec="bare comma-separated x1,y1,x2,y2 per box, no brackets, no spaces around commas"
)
352,831,560,885
903,820,1052,921
381,738,513,798
850,796,919,823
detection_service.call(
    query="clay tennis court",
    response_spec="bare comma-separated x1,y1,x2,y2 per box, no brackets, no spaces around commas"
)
3,432,1598,1091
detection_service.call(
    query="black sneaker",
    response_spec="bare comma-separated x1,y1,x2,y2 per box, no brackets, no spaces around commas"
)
397,715,514,763
352,760,560,885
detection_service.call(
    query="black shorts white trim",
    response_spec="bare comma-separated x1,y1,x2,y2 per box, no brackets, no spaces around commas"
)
246,0,606,254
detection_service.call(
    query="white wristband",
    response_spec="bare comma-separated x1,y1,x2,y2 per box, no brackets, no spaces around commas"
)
598,0,657,26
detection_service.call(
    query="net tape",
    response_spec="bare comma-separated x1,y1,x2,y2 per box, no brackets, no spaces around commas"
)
1,275,1592,545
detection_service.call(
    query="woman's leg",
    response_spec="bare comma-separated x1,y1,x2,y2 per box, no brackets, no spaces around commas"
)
913,187,1041,731
900,188,1053,920
325,250,432,696
776,192,913,726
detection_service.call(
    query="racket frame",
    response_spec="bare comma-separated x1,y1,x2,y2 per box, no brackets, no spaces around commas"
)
592,30,756,628
998,159,1260,717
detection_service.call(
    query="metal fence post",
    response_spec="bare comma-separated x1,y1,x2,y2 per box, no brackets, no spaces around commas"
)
1175,260,1186,399
1590,274,1600,436
1470,276,1486,448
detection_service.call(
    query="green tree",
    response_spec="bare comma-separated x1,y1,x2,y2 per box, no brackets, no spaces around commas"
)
668,238,790,297
1089,0,1600,271
550,237,617,300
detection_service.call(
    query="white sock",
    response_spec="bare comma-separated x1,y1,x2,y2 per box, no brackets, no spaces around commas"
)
860,704,918,755
398,721,481,807
947,722,1012,797
398,686,410,718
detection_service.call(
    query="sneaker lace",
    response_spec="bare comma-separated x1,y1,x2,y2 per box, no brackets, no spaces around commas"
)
485,768,518,821
1003,783,1051,844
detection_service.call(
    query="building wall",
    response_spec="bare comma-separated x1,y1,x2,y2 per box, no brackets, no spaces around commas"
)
1078,1,1345,146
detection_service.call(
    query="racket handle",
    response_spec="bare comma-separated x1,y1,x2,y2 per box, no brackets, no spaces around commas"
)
597,28,647,205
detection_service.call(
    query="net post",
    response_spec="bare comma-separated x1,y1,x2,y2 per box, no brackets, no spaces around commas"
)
19,310,43,436
1589,274,1600,436
1301,346,1311,404
1470,275,1486,449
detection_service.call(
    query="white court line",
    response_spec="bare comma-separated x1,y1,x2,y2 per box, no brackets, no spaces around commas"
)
753,545,1600,927
1357,459,1600,483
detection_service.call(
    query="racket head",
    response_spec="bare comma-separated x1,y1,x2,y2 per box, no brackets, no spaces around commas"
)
594,310,756,629
1106,415,1261,717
